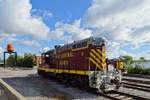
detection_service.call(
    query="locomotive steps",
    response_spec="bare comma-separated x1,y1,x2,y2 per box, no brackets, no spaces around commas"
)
0,79,26,100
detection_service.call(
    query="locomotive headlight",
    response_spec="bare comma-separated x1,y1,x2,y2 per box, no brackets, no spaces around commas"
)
115,76,119,80
115,75,121,81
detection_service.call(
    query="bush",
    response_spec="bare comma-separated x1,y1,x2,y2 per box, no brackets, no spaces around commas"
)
127,65,150,75
133,65,144,74
127,65,134,73
142,68,150,75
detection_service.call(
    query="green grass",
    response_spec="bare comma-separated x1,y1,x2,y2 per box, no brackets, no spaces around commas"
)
127,65,150,75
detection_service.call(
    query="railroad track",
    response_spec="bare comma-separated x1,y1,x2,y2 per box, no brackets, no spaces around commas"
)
122,78,150,84
124,74,150,79
122,81,150,92
101,91,150,100
122,76,150,92
43,75,150,99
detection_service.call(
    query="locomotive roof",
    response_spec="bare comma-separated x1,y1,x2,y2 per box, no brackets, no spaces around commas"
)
45,37,105,53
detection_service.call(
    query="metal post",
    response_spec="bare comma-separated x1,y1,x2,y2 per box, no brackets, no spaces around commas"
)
3,51,17,68
15,52,17,67
4,52,6,68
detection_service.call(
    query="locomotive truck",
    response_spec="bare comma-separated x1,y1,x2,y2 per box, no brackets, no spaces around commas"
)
38,37,124,93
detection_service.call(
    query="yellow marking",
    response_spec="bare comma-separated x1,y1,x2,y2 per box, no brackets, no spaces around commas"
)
96,49,106,57
102,47,105,52
101,63,106,69
56,69,64,73
90,52,101,64
45,68,55,72
101,57,106,68
91,49,101,59
38,68,90,75
70,70,76,73
89,58,102,70
96,48,106,57
96,49,102,55
101,52,106,57
116,62,124,70
101,58,106,63
63,69,68,73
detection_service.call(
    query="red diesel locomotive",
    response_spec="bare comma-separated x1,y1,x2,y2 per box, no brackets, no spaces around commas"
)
38,37,123,93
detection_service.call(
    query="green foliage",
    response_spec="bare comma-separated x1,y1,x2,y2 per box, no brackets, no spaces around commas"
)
119,55,133,72
139,57,145,61
143,68,150,75
127,65,150,75
133,65,144,74
127,65,134,73
23,53,36,67
6,53,36,68
17,56,24,67
121,55,150,75
6,55,16,67
120,55,133,65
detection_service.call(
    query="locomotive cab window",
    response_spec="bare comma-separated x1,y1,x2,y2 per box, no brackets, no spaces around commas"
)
82,41,87,47
72,44,76,49
77,43,82,48
45,54,50,64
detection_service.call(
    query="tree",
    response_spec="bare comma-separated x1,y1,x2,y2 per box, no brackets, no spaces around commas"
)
6,55,16,67
6,53,36,68
139,57,146,68
23,53,36,67
140,57,146,62
17,56,24,67
119,55,133,66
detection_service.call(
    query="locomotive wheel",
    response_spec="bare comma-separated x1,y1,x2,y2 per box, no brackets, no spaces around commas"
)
38,70,42,75
115,82,122,90
97,83,106,94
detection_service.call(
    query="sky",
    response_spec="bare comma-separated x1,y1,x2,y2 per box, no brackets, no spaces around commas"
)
0,0,150,59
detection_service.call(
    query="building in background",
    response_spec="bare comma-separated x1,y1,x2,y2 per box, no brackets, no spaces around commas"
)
132,60,150,68
36,56,42,67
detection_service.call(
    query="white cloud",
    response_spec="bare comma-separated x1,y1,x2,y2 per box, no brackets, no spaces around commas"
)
0,33,17,41
85,0,150,43
41,47,50,53
84,0,150,58
5,37,41,47
135,51,150,60
0,0,50,39
0,0,91,42
32,9,53,21
50,19,92,42
19,40,41,47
